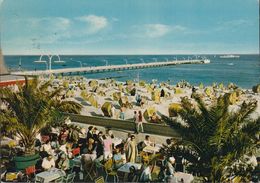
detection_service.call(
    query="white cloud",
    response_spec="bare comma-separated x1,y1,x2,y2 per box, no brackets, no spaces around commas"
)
134,24,187,38
144,24,171,38
0,0,4,6
76,15,108,34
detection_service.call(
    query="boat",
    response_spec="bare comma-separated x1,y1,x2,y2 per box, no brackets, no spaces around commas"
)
219,54,240,59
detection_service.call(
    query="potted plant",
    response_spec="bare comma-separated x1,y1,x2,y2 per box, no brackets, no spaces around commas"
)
0,77,82,170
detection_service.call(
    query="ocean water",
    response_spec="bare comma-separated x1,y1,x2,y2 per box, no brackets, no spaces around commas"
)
4,54,260,89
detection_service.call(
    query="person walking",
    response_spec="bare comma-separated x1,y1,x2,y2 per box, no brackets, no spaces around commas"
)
126,135,138,163
134,111,138,133
119,105,126,120
137,111,144,133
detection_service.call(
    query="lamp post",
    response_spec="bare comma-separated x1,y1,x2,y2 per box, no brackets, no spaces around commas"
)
76,61,82,68
103,59,108,66
34,54,65,71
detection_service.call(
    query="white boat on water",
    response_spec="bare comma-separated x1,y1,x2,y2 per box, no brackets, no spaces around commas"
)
219,54,240,58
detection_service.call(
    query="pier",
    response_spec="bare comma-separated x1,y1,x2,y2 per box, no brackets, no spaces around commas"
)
11,59,210,76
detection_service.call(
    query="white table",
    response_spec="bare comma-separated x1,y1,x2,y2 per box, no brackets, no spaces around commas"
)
143,145,160,154
35,168,65,183
111,138,122,147
174,172,194,183
117,162,142,173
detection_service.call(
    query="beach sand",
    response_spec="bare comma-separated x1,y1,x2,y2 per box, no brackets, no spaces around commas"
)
53,77,260,122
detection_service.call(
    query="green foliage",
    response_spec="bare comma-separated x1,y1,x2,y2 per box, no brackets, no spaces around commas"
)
161,93,259,181
0,77,82,155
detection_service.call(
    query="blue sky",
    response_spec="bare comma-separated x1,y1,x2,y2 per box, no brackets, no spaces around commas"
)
0,0,259,55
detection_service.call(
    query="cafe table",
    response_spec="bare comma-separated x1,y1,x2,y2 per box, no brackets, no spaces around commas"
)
143,145,161,154
117,162,142,173
174,172,194,183
111,138,122,147
35,168,65,183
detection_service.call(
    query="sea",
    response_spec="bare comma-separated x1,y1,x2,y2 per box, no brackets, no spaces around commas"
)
4,54,260,89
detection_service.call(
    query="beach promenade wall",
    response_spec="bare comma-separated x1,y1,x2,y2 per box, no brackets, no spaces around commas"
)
66,113,180,137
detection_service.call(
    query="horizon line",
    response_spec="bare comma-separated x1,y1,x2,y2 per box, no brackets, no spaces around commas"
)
3,53,259,56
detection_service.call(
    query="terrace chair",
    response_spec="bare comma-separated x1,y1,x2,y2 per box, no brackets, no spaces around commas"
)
104,167,119,183
54,176,64,183
95,176,105,183
83,160,96,181
63,172,76,183
35,176,45,183
103,160,118,183
25,165,36,180
72,147,80,157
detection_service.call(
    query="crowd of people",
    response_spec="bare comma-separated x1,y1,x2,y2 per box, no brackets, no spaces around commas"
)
2,121,185,182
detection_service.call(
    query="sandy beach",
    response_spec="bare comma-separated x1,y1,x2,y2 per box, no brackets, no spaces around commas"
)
48,76,260,122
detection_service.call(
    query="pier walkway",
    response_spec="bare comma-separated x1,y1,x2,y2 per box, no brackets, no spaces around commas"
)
11,59,210,76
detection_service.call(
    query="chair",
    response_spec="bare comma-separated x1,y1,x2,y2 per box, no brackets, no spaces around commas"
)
25,165,36,181
103,161,118,183
104,168,119,183
72,147,80,156
54,176,64,183
83,160,96,181
95,176,105,183
35,176,45,183
25,165,36,176
63,172,76,183
5,172,18,181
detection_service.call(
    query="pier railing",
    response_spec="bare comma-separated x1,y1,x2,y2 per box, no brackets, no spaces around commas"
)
11,59,210,76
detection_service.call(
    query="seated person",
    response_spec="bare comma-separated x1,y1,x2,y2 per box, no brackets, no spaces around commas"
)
104,154,114,172
127,166,139,182
81,138,97,161
139,164,152,182
113,147,124,169
150,112,159,123
40,140,53,155
50,135,59,149
140,151,149,164
165,157,176,182
59,142,73,158
41,154,55,171
143,135,154,147
57,153,70,171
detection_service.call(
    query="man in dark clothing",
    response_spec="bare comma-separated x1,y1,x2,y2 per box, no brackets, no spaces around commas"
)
96,132,104,159
86,126,94,142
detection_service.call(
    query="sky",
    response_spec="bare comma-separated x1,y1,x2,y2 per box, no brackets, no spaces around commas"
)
0,0,259,55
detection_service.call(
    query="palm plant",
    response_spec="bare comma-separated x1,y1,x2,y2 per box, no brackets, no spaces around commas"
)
0,77,82,155
161,93,259,182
